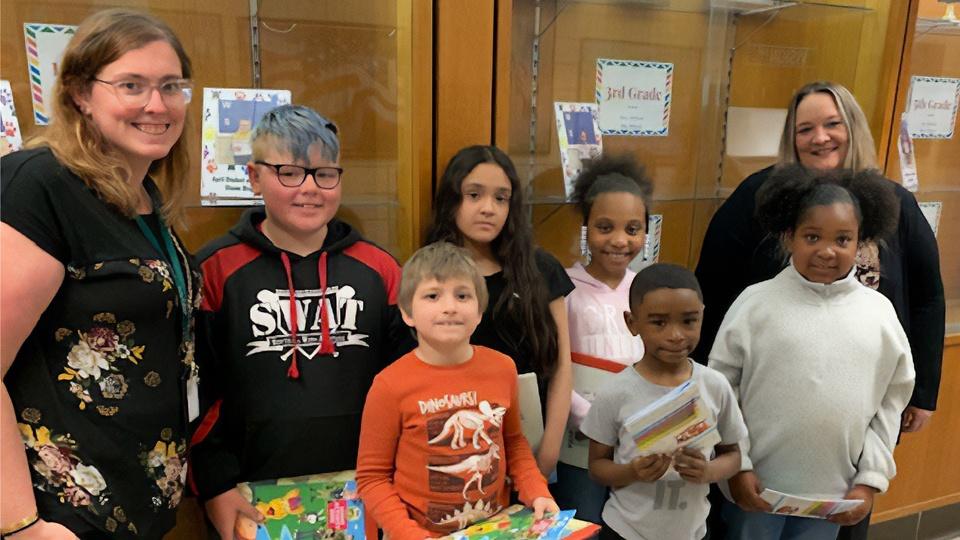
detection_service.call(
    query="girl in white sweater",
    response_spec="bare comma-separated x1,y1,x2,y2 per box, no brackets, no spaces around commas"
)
709,165,915,540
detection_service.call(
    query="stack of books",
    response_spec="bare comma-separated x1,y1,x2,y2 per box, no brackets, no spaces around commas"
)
234,471,365,540
625,379,720,456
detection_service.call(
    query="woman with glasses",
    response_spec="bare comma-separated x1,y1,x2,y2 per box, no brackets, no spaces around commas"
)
1,9,198,538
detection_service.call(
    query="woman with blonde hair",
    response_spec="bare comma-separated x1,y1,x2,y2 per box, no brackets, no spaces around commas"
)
694,81,944,539
1,8,199,538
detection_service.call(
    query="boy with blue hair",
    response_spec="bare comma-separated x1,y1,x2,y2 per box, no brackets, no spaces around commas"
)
191,105,412,537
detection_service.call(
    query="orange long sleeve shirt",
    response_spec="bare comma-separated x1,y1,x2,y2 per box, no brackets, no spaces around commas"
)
356,346,551,540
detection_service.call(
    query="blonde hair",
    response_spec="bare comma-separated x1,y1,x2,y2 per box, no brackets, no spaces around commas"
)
398,242,489,316
25,8,192,227
777,81,878,172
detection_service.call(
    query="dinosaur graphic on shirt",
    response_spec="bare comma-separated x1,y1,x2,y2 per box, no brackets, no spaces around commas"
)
427,400,506,450
427,443,501,499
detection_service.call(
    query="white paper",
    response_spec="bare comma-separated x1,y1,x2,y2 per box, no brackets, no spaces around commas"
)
0,80,23,155
919,201,942,238
759,488,863,519
726,107,788,157
23,23,77,126
560,360,628,468
555,102,602,199
596,59,673,136
200,88,292,206
517,372,544,451
907,76,960,139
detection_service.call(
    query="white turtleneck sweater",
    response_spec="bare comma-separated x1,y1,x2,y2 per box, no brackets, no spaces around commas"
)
709,262,914,497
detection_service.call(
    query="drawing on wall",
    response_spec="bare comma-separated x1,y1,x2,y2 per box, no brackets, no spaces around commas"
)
23,23,77,125
200,88,291,206
1,80,23,155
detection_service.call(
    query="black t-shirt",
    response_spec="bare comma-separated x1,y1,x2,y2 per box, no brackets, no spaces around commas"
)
470,248,574,407
1,148,200,538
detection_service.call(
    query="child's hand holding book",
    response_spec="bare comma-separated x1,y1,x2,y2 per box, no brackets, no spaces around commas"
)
673,447,712,483
531,496,560,519
827,484,877,526
205,487,263,540
729,471,773,513
629,454,671,482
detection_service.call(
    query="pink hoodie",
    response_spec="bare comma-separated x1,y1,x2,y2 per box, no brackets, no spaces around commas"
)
565,262,644,427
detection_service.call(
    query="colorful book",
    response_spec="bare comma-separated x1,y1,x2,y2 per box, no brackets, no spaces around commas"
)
560,518,601,539
234,471,365,540
759,488,863,519
624,379,720,456
440,504,575,540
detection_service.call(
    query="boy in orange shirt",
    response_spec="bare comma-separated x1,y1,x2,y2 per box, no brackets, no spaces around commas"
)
356,242,558,540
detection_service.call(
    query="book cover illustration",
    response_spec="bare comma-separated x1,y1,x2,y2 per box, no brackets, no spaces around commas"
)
559,517,601,540
759,489,863,520
235,471,364,540
440,504,574,540
625,379,720,456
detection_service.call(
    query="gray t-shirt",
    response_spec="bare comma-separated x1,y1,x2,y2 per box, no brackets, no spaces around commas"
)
580,361,748,540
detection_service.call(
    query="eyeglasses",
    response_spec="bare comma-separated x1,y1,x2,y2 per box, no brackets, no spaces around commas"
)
93,77,193,108
254,161,343,189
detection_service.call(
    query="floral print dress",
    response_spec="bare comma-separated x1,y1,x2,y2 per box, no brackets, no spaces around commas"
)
1,148,200,538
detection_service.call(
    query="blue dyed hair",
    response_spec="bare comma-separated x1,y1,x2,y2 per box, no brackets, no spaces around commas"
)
251,104,340,162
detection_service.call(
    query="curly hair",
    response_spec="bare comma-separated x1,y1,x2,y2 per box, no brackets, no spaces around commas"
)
571,153,654,224
756,165,899,242
426,145,560,378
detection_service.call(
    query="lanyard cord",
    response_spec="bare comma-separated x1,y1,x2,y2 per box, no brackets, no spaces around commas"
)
135,215,190,333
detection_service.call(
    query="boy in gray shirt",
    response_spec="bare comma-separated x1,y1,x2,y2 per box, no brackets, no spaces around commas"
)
581,264,748,540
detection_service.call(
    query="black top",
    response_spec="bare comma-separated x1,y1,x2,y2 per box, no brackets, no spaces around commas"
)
1,148,200,538
190,208,414,500
693,165,945,410
470,248,575,407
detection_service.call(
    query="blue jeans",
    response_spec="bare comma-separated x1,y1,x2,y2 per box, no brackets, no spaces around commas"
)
722,500,840,540
552,462,607,525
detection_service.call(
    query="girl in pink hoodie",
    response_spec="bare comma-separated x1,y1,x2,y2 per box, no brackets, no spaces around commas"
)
553,154,654,523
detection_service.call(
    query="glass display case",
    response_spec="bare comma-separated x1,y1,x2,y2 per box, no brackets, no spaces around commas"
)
0,0,430,261
503,0,901,270
883,0,960,332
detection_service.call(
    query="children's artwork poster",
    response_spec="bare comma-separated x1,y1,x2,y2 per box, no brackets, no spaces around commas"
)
0,80,23,156
23,23,77,126
235,471,365,540
595,58,672,137
919,201,942,238
907,76,960,139
554,102,602,199
200,88,291,206
629,214,663,273
897,113,919,192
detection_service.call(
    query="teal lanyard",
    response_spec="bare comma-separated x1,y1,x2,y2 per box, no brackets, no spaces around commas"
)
135,215,190,335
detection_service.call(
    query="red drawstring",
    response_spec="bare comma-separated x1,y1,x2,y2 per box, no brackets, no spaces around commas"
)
318,251,335,355
279,251,336,380
280,252,300,379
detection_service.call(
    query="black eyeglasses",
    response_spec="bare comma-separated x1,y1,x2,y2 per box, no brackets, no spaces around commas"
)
254,161,343,189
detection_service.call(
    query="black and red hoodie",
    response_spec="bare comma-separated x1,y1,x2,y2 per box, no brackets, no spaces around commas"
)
189,207,414,500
